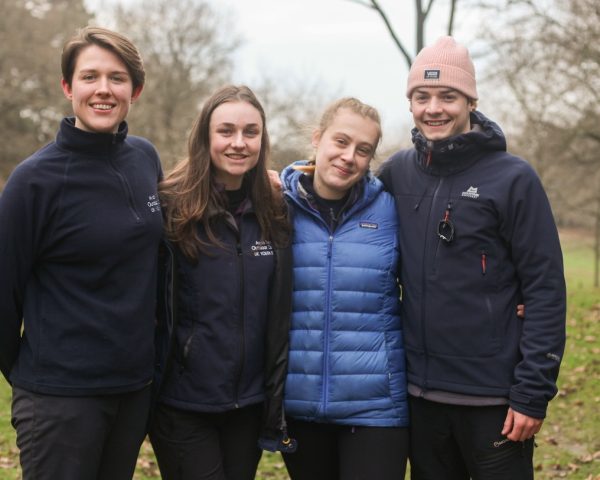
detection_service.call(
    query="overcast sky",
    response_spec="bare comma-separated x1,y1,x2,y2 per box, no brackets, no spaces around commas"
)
87,0,479,143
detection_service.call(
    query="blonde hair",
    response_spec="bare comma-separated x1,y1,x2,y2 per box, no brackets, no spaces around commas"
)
299,97,382,172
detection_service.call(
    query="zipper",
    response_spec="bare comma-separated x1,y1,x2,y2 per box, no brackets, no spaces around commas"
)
419,176,444,390
321,234,334,417
233,221,245,409
108,158,141,222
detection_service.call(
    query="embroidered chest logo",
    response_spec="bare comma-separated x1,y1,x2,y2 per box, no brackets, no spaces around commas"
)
147,194,161,213
461,186,480,199
424,69,440,80
251,240,274,257
359,221,378,229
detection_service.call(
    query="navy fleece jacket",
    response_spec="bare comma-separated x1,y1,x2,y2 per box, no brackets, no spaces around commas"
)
0,117,163,395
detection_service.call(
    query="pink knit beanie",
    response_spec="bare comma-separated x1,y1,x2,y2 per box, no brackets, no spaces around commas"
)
406,36,478,100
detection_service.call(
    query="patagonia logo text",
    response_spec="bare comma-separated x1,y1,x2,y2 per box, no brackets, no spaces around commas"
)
359,222,378,229
461,186,480,199
424,69,440,80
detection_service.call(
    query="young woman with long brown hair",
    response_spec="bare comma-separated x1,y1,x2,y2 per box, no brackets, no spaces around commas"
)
149,85,294,480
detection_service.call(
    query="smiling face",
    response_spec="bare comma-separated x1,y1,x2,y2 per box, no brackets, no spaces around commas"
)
209,100,263,190
410,87,474,142
61,44,141,134
312,108,379,200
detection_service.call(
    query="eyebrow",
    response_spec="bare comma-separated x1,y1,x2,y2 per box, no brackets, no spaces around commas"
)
215,122,261,128
77,68,130,76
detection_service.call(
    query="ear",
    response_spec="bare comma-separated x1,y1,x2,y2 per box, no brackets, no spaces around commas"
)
61,78,73,100
311,129,321,148
130,85,144,104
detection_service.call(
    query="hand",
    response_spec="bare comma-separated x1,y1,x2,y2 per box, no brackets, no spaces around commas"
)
267,169,282,192
517,304,525,318
501,407,543,442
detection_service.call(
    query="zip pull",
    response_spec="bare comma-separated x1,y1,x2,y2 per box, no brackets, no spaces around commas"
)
425,140,434,166
443,202,452,222
426,149,432,167
481,251,487,275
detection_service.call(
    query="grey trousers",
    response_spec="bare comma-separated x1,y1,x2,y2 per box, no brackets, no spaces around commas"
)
11,385,151,480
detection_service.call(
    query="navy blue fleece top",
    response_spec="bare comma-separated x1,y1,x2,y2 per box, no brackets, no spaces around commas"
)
0,117,163,395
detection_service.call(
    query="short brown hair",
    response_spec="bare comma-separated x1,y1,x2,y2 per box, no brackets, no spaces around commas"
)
61,26,145,90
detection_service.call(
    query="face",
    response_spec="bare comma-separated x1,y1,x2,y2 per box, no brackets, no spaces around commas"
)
209,101,263,190
61,44,142,134
410,87,473,141
312,109,379,200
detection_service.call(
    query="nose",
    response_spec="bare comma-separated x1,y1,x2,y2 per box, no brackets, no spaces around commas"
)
95,77,110,96
231,131,245,149
339,145,356,163
425,97,443,114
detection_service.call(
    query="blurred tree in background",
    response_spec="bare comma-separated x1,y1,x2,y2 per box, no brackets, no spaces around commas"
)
0,0,92,184
112,0,237,168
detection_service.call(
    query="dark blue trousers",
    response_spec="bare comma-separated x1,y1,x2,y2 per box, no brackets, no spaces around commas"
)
282,418,409,480
11,385,151,480
409,396,535,480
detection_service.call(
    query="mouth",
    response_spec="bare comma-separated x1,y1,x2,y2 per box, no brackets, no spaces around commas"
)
334,165,353,176
424,120,450,127
91,103,115,111
225,153,248,160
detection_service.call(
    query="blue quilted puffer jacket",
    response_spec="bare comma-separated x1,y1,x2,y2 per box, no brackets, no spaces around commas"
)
282,162,408,427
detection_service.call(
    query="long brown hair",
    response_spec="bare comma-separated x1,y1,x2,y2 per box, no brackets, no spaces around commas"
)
159,85,290,260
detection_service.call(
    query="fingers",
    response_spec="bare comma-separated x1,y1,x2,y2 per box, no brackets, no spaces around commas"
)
503,408,543,442
501,408,514,436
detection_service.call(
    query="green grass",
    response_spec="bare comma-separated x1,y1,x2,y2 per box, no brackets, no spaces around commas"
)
0,229,598,479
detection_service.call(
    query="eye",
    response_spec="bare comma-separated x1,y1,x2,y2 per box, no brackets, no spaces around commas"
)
335,137,348,146
217,128,233,136
111,75,126,83
357,146,373,157
82,73,95,81
244,128,260,137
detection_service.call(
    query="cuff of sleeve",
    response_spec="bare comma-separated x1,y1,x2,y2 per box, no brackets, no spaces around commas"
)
509,389,547,419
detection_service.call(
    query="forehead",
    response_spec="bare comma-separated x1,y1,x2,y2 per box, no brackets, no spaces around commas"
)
326,109,379,144
210,101,262,126
74,44,128,72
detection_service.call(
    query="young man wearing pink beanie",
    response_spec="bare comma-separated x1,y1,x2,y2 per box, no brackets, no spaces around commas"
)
378,36,566,479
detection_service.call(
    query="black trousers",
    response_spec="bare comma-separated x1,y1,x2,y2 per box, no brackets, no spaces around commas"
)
149,402,263,480
282,418,409,480
11,385,151,480
409,396,535,480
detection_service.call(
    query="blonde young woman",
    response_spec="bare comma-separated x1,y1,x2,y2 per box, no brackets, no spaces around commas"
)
280,98,409,480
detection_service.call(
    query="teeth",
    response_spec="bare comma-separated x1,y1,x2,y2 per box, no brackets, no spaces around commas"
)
93,104,113,110
427,121,447,126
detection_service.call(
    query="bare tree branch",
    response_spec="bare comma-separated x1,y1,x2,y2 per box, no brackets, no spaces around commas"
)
448,0,457,35
370,0,413,67
424,0,436,18
345,0,376,8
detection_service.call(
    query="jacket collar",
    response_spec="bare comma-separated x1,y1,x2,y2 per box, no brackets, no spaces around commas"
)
411,110,507,176
56,117,128,155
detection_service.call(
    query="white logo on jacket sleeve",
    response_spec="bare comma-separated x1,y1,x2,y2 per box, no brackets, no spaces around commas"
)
461,186,480,199
251,240,274,256
147,194,162,213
